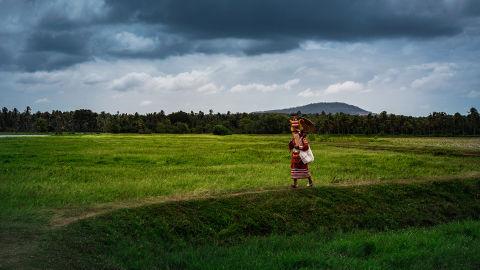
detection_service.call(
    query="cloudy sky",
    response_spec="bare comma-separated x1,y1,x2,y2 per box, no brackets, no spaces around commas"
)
0,0,479,116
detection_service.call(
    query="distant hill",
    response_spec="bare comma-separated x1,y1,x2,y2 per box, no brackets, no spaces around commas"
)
260,102,371,115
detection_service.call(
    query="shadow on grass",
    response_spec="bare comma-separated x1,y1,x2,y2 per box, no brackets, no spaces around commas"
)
39,178,480,269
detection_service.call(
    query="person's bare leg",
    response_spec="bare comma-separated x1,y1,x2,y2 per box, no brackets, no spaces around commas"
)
307,177,313,187
291,178,298,188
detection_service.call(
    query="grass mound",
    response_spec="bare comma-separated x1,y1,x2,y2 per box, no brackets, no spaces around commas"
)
41,179,480,269
161,220,480,269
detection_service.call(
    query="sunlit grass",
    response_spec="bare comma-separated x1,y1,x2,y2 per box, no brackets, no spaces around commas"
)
1,134,479,211
1,134,479,269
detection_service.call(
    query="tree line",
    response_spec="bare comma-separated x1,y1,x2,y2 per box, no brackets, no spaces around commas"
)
1,106,479,136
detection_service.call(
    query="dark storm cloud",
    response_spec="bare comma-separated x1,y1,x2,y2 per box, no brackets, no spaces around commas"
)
104,0,470,40
16,52,90,72
463,0,480,16
0,46,12,68
37,12,85,31
2,0,480,71
242,39,300,55
0,45,10,59
19,30,91,71
26,31,89,55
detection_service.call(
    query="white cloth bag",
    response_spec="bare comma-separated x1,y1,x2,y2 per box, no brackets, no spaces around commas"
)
299,147,314,164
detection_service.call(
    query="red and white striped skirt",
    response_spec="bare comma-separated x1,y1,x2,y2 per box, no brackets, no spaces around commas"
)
291,167,311,179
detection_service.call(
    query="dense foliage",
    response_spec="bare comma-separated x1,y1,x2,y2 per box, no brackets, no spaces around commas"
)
1,106,479,135
212,124,232,135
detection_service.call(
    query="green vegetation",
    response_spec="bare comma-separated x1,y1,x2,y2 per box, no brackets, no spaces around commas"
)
0,134,479,269
41,179,479,269
170,220,480,270
1,134,479,212
212,124,232,135
2,106,480,136
84,220,476,270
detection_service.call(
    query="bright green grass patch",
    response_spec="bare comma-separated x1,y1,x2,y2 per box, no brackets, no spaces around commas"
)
381,137,480,151
1,135,479,269
161,220,480,270
314,135,480,150
1,134,479,213
316,135,480,156
39,179,480,269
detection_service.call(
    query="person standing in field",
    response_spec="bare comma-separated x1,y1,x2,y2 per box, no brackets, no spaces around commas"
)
289,115,314,188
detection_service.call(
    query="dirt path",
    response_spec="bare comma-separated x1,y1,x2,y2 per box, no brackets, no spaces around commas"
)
4,173,478,269
49,187,288,227
49,172,480,228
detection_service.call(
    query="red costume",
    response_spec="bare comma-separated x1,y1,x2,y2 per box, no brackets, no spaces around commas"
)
289,135,311,179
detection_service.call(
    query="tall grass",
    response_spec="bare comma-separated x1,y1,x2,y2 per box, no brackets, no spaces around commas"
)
40,179,480,269
1,134,479,213
162,220,480,270
1,134,479,269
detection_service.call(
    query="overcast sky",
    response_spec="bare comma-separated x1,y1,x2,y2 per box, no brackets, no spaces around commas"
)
0,0,479,116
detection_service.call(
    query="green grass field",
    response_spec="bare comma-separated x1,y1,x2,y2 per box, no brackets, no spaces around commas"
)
1,134,479,269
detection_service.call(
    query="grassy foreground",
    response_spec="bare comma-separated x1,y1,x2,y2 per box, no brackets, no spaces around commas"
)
126,220,480,270
44,221,480,269
0,134,479,269
41,179,479,269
